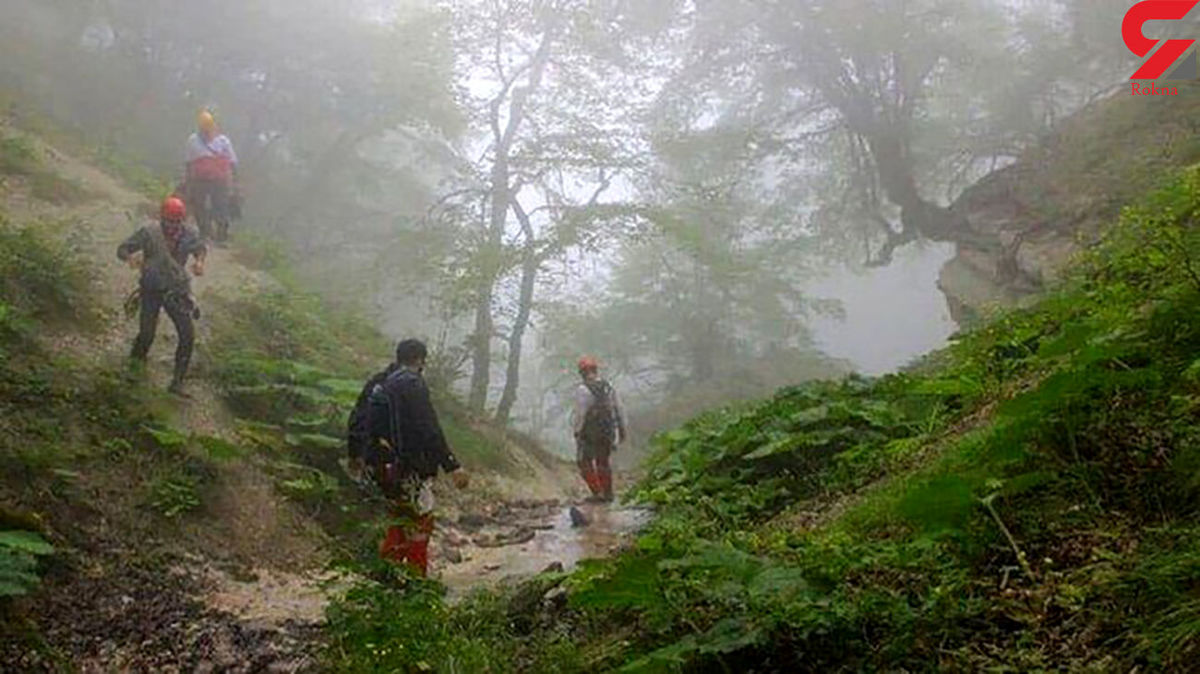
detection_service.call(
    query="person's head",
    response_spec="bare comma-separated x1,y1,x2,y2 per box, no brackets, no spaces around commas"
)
395,338,428,369
160,196,187,236
197,109,217,138
577,356,599,380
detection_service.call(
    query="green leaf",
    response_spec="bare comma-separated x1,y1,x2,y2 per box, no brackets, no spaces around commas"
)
742,434,803,461
143,425,189,449
0,530,54,556
194,435,245,461
284,433,343,450
898,475,975,534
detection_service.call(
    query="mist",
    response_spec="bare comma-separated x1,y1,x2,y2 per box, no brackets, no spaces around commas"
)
0,0,1135,457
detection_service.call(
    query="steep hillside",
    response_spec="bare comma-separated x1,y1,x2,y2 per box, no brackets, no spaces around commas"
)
941,87,1200,322
321,164,1200,670
0,120,580,670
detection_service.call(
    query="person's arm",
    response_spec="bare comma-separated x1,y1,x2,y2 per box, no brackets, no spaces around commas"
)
221,135,239,167
409,377,461,475
571,384,592,437
116,228,145,264
366,384,393,463
612,386,628,444
181,230,207,275
221,136,239,186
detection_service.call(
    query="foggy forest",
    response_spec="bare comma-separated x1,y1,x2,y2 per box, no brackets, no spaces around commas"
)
3,0,1200,671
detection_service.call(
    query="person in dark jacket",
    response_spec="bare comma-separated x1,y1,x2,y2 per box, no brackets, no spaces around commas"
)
366,338,468,576
117,196,206,394
346,361,398,480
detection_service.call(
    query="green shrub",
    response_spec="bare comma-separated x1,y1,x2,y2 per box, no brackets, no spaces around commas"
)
0,530,54,598
0,136,39,175
0,215,93,325
145,475,202,518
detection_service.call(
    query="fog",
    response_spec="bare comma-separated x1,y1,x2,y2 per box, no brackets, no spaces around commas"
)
0,0,1136,455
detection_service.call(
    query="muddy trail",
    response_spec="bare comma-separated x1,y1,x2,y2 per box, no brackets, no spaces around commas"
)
0,125,649,671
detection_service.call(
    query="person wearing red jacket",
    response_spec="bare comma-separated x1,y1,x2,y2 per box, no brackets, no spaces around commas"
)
184,110,238,243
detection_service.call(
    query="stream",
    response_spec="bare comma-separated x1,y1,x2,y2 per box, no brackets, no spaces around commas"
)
433,499,652,597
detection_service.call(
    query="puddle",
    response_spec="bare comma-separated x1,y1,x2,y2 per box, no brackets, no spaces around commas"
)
434,503,652,597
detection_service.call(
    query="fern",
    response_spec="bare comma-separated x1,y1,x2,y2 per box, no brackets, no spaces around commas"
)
0,529,53,597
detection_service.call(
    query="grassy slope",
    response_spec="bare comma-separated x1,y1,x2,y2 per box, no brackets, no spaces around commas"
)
325,176,1200,670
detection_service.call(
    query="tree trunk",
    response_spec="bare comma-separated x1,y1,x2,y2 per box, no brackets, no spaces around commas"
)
494,247,537,424
465,23,556,412
467,157,510,412
467,285,495,412
494,197,540,424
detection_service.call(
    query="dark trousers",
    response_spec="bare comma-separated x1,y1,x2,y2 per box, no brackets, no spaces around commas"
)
131,289,194,385
576,438,613,498
188,179,230,241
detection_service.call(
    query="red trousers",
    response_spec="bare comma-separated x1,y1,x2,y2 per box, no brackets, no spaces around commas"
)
377,475,436,575
577,438,613,498
380,513,435,576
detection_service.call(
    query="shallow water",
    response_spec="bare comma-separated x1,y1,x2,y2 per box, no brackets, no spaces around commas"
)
434,502,652,597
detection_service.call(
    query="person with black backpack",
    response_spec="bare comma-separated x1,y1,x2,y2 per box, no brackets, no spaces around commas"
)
346,361,398,482
364,339,468,576
571,356,627,503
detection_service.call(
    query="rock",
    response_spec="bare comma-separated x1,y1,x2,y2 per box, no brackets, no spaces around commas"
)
473,526,536,548
507,571,568,634
569,506,589,528
542,585,568,614
443,547,464,564
542,561,564,574
458,513,488,530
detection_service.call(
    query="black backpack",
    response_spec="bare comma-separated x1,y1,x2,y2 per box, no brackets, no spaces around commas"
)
347,364,396,463
580,379,617,446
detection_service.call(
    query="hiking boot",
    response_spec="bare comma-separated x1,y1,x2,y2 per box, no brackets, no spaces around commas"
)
167,379,191,398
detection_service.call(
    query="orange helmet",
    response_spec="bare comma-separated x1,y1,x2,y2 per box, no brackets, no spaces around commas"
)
161,196,187,222
197,109,217,134
577,356,599,374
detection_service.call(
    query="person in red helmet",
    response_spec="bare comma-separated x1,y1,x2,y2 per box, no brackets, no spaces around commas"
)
117,196,207,394
571,356,627,502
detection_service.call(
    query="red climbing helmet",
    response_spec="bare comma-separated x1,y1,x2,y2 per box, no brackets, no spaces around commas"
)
577,356,599,374
161,196,187,223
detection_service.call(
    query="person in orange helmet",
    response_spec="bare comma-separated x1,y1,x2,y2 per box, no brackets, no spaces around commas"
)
117,196,207,395
571,356,627,502
184,109,238,243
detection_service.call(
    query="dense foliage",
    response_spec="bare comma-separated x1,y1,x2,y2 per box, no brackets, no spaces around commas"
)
325,165,1200,671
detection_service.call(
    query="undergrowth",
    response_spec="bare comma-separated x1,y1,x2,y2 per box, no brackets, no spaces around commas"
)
323,165,1200,671
0,136,93,205
0,212,225,658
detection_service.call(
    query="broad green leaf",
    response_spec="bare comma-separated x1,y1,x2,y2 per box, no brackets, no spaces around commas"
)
143,425,188,448
0,530,54,556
